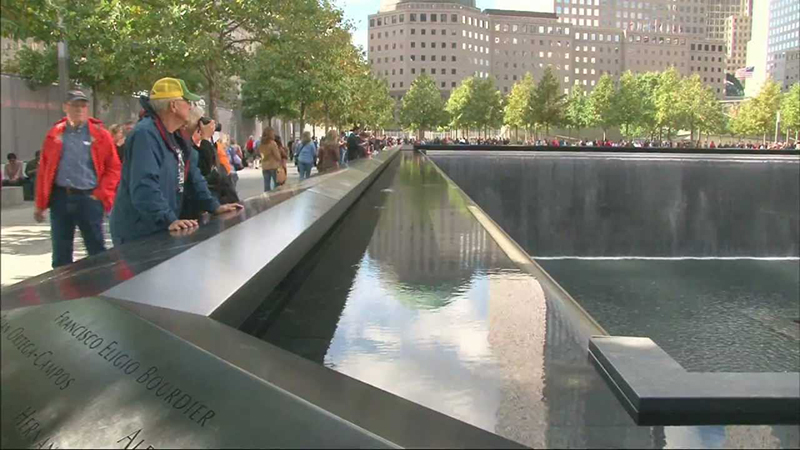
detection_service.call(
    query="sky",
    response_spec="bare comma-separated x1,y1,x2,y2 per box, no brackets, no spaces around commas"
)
335,0,554,53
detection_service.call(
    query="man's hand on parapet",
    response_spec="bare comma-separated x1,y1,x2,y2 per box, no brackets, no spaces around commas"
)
214,203,243,215
169,226,199,238
168,219,198,231
33,208,45,223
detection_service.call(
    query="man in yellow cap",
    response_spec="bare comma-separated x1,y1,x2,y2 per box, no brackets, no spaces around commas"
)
110,78,242,245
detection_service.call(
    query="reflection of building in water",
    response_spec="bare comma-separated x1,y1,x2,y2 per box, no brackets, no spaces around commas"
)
367,155,657,447
542,294,659,448
368,156,506,288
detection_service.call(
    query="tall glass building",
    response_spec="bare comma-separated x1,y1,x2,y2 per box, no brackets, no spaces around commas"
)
766,0,800,89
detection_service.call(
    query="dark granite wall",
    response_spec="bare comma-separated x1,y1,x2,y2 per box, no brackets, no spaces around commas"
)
430,153,800,257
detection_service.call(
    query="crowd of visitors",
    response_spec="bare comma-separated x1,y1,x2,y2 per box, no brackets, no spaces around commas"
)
411,135,800,150
1,76,409,271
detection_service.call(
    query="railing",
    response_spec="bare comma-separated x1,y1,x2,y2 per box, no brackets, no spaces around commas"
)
415,144,800,156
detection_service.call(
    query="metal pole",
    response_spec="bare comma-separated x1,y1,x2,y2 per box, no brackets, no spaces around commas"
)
57,15,69,102
775,110,781,143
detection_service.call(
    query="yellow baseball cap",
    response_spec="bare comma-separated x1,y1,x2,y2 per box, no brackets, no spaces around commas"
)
150,77,202,102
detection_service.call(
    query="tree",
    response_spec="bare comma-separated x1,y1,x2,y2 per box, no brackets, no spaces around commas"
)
675,74,721,142
729,101,759,138
504,73,536,142
5,1,160,113
590,74,616,140
3,0,324,119
400,74,448,139
141,0,322,119
694,88,726,139
530,67,565,137
564,84,594,138
746,79,782,143
471,77,504,137
655,67,683,140
446,77,476,135
632,72,660,139
358,75,396,131
240,4,358,135
780,83,800,141
240,45,297,125
613,71,642,138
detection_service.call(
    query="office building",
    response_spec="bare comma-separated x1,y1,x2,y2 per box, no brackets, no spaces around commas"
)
368,0,727,101
766,0,800,89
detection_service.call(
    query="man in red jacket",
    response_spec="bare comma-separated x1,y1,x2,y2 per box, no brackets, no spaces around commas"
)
34,89,121,268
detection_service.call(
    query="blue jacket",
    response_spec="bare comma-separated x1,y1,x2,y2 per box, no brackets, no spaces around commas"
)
296,141,317,164
110,98,220,245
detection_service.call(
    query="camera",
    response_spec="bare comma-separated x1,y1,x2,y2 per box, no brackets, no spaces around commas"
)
199,117,222,132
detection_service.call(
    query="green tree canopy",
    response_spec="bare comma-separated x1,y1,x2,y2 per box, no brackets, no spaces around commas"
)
503,73,536,141
240,5,361,134
471,77,504,136
781,83,800,138
612,71,642,138
400,74,448,139
743,79,782,142
3,0,328,118
504,75,534,123
674,74,723,141
589,74,616,140
446,76,476,133
530,67,565,137
564,84,594,136
654,67,683,138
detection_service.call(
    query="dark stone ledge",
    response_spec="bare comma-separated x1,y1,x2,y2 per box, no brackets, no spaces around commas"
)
589,336,800,426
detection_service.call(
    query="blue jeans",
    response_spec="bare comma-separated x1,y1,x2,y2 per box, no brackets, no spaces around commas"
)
263,169,277,192
49,188,106,268
297,162,313,180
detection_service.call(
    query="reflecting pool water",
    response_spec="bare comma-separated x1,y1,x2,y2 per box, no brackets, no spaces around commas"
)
538,258,800,373
432,151,800,373
242,152,799,449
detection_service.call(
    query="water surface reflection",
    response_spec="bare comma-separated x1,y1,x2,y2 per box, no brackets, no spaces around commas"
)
245,152,798,449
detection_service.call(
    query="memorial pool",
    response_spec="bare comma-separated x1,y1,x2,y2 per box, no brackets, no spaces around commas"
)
242,151,800,448
430,151,800,374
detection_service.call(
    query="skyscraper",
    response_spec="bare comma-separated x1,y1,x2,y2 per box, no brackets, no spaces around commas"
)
368,0,727,102
766,0,799,89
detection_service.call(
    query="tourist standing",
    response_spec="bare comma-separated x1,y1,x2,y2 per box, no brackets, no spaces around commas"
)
317,130,340,173
295,131,317,180
109,124,127,163
259,128,287,192
34,89,122,267
110,78,241,245
347,127,366,162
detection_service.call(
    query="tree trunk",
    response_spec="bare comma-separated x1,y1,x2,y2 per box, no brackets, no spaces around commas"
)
91,86,101,119
299,104,306,137
205,63,219,121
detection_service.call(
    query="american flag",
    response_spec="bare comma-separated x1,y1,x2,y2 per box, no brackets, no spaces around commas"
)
735,66,755,79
